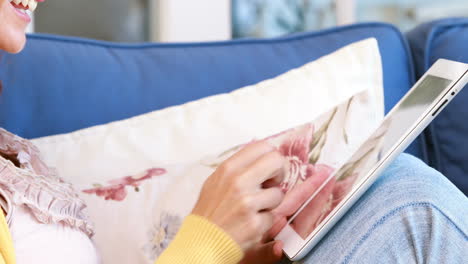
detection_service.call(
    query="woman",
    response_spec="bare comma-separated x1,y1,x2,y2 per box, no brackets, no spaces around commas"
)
1,1,467,264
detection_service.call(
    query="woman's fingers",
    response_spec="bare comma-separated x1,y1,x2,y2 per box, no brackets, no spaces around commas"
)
273,164,333,217
273,174,326,217
266,216,288,239
191,141,287,251
251,187,284,212
239,149,286,187
221,141,275,176
291,176,336,238
256,212,275,235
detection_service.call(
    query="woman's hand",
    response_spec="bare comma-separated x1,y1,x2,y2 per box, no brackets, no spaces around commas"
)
269,164,334,238
238,165,333,264
192,141,286,251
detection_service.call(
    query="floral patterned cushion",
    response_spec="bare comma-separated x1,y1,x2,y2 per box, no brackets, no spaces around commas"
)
78,93,381,263
31,38,384,264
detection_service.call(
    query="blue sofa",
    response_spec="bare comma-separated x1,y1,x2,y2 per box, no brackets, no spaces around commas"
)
0,18,467,194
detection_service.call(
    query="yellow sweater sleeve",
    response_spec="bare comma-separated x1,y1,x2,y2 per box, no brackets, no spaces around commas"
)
0,212,15,264
155,214,244,264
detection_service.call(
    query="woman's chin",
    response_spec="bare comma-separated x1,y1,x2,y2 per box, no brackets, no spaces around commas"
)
1,33,26,54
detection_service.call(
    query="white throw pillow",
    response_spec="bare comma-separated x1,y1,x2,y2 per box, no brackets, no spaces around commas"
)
31,38,384,264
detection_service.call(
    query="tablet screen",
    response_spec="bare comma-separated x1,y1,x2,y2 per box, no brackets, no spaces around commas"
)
282,74,452,240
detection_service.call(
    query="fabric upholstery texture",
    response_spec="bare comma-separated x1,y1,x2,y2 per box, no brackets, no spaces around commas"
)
407,18,468,194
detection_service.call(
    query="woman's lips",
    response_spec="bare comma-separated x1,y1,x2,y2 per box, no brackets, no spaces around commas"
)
8,0,44,23
9,2,31,23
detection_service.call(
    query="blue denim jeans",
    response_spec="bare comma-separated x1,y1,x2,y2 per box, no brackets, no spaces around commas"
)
280,153,468,263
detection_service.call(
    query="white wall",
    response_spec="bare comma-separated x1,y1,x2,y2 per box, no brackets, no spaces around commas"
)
150,0,231,42
335,0,356,26
35,0,148,42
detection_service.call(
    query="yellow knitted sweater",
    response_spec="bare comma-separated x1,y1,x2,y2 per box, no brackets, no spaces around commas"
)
0,213,243,264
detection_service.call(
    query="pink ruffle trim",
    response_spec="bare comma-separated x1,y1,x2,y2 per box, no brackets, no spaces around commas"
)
0,128,94,237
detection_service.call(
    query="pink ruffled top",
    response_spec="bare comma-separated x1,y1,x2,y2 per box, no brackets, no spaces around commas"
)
0,128,94,237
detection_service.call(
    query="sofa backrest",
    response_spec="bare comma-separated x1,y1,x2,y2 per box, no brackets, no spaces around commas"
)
407,18,468,194
0,22,419,156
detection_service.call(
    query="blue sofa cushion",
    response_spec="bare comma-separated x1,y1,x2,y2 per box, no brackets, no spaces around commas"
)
407,18,468,194
0,22,420,156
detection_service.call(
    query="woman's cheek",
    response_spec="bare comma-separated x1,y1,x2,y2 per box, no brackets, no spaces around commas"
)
0,1,28,53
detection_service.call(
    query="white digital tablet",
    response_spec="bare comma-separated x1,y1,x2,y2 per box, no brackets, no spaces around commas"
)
275,58,468,261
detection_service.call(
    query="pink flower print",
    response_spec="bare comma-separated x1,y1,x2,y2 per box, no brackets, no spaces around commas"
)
82,168,166,201
82,184,128,201
331,172,359,208
278,124,316,192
